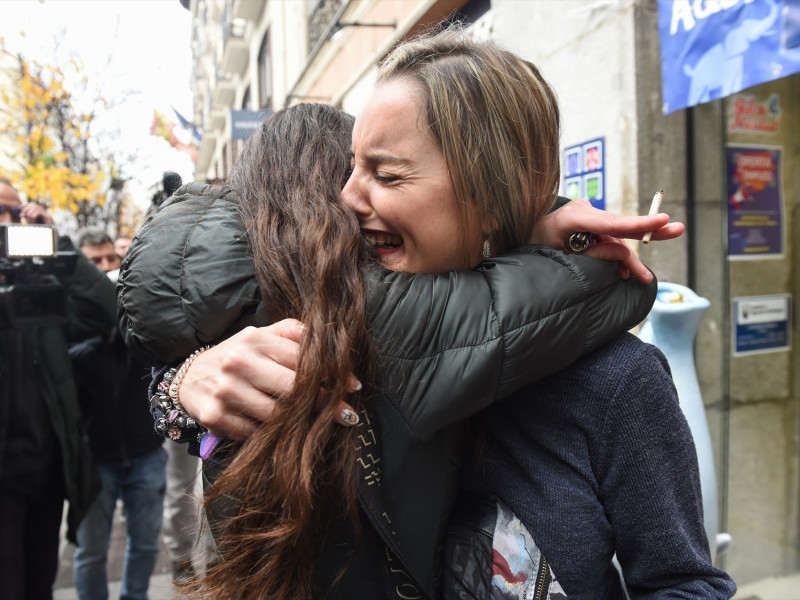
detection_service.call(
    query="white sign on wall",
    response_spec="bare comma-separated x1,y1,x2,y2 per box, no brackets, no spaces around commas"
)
732,294,792,356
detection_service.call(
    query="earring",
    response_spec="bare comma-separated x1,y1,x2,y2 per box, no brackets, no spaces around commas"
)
482,240,491,260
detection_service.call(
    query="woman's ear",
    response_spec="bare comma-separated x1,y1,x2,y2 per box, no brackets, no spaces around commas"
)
481,212,499,240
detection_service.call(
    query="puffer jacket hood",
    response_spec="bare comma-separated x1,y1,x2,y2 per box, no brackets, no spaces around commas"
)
119,182,268,366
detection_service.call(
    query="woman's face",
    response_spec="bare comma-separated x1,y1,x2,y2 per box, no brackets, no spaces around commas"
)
341,79,484,274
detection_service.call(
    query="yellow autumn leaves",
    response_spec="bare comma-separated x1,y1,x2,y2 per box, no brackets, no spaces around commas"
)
0,48,105,215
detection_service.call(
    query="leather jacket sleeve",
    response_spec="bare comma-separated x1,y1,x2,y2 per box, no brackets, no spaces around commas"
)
119,186,656,438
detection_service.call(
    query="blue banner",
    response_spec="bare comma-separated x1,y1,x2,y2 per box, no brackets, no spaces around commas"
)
231,109,274,140
658,0,800,114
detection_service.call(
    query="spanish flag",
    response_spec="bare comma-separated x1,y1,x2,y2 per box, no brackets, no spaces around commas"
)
150,109,198,161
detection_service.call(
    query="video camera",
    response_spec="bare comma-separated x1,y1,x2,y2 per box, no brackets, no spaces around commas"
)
0,223,77,329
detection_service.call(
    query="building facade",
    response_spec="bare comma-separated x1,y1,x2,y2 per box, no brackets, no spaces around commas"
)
186,0,800,590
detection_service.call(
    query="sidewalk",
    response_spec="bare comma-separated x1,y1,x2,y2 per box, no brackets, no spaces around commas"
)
733,573,800,600
54,573,176,600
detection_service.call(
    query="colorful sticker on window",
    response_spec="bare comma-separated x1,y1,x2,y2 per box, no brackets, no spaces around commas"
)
563,137,605,210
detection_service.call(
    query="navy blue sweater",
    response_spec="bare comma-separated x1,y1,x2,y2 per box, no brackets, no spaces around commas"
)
464,333,736,599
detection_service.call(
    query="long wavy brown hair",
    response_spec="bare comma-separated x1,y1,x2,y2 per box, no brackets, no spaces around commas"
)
196,103,375,599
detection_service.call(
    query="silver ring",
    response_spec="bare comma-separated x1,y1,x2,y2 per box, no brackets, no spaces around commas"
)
568,232,593,253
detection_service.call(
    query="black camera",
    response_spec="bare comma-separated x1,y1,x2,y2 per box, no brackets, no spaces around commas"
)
0,223,77,329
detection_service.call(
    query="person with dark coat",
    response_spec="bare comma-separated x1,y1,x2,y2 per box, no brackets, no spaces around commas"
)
0,183,117,600
69,229,167,600
149,170,183,214
70,329,163,465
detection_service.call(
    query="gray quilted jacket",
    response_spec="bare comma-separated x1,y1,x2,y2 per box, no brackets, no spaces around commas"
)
118,182,657,598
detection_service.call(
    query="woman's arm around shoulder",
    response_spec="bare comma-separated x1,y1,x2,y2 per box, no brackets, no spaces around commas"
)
366,249,657,438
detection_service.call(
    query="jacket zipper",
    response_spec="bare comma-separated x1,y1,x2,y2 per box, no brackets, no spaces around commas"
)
534,554,550,600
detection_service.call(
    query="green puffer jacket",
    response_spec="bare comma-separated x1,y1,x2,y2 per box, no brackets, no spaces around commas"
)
0,236,117,543
118,182,657,598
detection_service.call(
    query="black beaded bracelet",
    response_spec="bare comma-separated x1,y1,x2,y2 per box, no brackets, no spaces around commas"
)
150,367,207,443
149,345,213,443
149,347,223,460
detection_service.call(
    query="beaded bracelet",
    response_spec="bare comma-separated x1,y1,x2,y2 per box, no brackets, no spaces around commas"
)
149,346,213,445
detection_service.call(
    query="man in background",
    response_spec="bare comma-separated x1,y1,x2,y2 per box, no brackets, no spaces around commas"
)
114,234,132,260
0,181,116,599
0,178,23,224
70,226,167,600
75,227,122,275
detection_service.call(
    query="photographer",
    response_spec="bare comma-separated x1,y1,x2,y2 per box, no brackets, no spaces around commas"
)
0,179,117,600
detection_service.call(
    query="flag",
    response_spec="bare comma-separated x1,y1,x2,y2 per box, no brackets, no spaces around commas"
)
172,106,202,141
150,109,199,161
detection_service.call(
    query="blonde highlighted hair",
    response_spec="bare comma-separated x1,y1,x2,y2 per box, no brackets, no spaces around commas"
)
378,26,561,255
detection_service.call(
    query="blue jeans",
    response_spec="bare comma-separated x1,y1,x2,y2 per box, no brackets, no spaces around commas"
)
74,447,167,600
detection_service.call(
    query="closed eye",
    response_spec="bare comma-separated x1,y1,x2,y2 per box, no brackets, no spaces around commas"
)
375,174,399,183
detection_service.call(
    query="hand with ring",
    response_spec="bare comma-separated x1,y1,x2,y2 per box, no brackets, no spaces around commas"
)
567,232,595,254
529,198,685,282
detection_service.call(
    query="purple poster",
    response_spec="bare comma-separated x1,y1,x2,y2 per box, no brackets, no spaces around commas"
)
727,145,783,259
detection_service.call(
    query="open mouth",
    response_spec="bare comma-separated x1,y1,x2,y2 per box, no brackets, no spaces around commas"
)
364,230,403,256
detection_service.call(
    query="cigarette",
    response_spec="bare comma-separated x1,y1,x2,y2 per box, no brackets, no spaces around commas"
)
642,189,663,244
